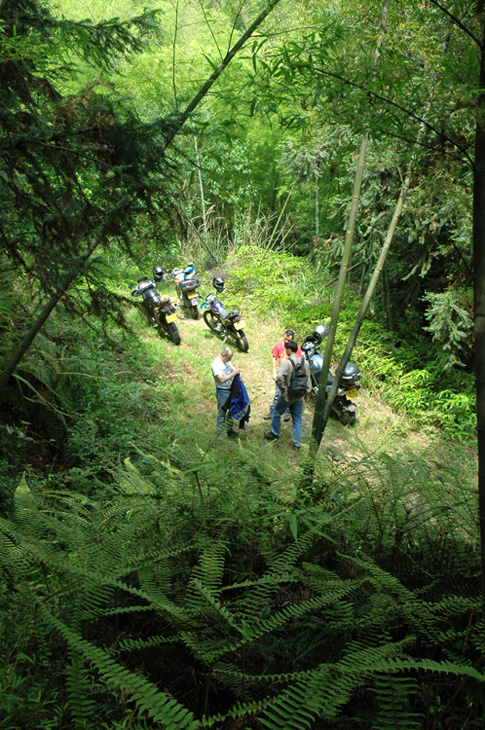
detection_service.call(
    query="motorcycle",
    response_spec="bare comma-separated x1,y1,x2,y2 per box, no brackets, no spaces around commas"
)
131,278,181,345
301,325,361,426
201,276,249,352
171,263,201,320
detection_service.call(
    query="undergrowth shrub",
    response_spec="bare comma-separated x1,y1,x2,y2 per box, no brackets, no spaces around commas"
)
0,450,483,730
422,289,473,370
227,245,331,322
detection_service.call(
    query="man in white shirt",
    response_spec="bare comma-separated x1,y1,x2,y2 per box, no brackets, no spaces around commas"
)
211,346,241,437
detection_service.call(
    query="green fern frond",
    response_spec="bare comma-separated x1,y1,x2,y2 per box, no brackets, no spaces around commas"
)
256,640,418,730
374,656,485,682
201,695,279,728
114,634,182,654
265,529,316,574
43,609,201,730
181,583,358,664
117,458,157,495
66,649,98,728
239,533,316,619
370,673,421,730
220,572,300,595
339,552,417,603
0,516,192,625
187,577,247,636
192,541,227,592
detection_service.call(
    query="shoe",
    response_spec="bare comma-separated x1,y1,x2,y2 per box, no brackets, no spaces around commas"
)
263,413,272,420
264,431,278,441
227,431,238,439
284,414,291,422
292,443,301,450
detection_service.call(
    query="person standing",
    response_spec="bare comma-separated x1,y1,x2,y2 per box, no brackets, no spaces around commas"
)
211,346,241,437
264,339,311,449
263,330,303,421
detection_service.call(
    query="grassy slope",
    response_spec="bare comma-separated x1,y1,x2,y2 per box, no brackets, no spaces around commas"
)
133,270,478,499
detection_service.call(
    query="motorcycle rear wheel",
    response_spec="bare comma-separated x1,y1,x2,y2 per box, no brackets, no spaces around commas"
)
189,302,200,320
203,310,224,335
166,322,181,345
233,330,249,352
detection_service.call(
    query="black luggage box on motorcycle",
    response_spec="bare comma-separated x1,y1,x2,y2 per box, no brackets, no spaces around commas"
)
179,278,200,292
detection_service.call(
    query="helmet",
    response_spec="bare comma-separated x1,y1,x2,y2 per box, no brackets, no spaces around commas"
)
212,276,225,292
153,265,165,282
312,324,328,345
184,263,195,276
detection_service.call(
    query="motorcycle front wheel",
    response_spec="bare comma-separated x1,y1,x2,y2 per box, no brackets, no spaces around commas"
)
233,329,249,352
203,310,224,335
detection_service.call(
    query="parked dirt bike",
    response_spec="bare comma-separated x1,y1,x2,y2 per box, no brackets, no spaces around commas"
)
201,276,249,352
131,278,181,345
302,325,361,426
171,263,201,320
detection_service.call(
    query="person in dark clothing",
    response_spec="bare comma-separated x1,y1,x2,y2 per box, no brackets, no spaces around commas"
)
264,339,311,449
263,329,304,422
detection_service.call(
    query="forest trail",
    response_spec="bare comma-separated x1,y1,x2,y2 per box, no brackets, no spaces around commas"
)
149,298,362,457
139,292,474,476
167,308,294,436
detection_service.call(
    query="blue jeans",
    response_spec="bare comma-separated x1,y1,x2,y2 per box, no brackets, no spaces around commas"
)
270,395,303,447
215,388,234,435
270,385,290,415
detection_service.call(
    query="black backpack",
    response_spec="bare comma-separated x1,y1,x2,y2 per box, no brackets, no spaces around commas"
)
287,357,307,398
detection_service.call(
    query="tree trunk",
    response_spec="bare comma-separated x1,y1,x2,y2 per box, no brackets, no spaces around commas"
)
309,0,391,464
473,16,485,619
0,236,100,394
315,170,320,238
162,0,283,150
310,132,370,457
195,136,209,247
322,160,414,428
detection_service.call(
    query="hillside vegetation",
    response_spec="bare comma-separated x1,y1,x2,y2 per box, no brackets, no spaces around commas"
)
0,246,482,730
1,0,484,726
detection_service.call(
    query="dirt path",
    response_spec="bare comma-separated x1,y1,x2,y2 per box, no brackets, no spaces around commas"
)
159,305,376,453
155,303,332,454
151,297,476,480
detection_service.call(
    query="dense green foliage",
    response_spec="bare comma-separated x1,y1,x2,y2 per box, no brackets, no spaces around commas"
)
1,437,483,730
1,0,483,726
0,246,481,728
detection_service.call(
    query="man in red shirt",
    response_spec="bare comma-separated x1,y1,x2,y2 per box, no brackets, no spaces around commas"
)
263,329,304,421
